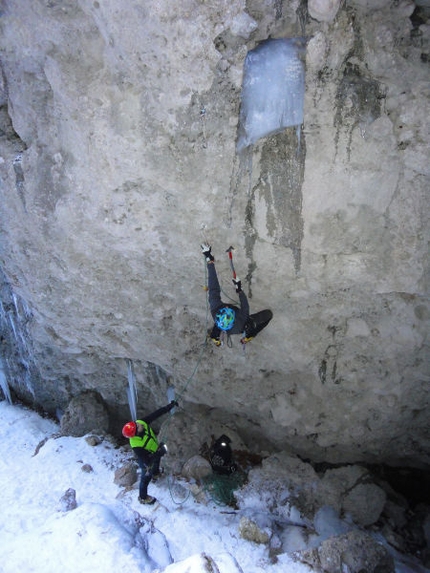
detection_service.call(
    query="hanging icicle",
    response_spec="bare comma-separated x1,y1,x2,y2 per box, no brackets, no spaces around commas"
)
126,359,138,421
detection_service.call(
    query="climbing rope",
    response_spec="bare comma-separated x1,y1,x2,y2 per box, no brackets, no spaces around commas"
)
156,255,213,504
158,250,245,504
174,256,211,399
202,472,246,507
200,106,207,149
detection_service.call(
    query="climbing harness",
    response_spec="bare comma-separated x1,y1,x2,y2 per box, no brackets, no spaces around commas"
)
217,330,232,348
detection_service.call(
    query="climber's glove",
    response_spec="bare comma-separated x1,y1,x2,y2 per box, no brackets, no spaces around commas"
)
232,278,242,293
201,244,214,262
169,400,179,409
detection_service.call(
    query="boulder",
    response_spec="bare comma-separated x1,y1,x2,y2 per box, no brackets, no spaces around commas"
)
58,488,77,512
114,462,137,488
239,516,272,545
343,482,387,526
297,529,395,573
308,0,343,22
181,455,212,482
81,463,93,474
60,391,109,437
321,465,386,526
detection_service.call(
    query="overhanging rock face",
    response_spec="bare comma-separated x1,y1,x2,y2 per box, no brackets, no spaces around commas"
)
0,0,428,468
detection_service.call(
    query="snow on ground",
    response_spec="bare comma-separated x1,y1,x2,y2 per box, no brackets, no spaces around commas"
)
0,400,312,573
0,400,428,573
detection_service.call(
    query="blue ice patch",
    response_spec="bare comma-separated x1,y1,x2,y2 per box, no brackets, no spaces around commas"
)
237,38,306,152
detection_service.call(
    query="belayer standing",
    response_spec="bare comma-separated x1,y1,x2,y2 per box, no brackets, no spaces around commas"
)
209,434,238,475
201,244,273,346
122,400,178,505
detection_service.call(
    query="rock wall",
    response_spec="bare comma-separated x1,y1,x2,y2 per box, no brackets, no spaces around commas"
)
0,0,429,468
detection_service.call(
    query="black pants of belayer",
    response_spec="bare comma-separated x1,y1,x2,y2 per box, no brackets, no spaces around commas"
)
137,449,164,499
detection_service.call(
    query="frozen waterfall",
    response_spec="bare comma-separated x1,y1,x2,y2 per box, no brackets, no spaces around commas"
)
0,358,12,404
237,37,306,152
126,359,137,421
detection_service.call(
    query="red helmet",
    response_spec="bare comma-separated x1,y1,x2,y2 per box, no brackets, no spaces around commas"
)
122,421,137,438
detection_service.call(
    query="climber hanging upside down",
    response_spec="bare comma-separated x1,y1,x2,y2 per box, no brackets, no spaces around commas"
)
201,244,273,346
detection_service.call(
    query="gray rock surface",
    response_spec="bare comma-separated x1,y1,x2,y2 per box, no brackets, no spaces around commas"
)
239,516,272,544
235,454,387,528
297,529,395,573
181,455,213,482
60,391,109,437
0,1,429,468
321,465,387,525
114,461,138,488
308,0,343,22
57,488,78,513
342,482,387,527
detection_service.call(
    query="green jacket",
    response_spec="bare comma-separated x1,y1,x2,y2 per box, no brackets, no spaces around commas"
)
129,403,175,458
129,419,158,453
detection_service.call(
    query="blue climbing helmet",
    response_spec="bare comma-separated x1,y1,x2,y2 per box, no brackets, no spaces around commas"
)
215,307,235,331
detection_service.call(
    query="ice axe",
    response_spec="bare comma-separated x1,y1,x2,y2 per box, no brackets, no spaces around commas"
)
166,377,177,415
226,246,237,280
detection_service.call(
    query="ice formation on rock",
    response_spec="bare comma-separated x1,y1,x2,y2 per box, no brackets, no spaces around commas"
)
237,38,306,152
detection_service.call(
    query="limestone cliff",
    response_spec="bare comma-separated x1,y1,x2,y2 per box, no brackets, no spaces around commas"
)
0,0,429,468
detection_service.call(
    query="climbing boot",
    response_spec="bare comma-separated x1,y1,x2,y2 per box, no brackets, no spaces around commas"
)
138,495,157,505
207,329,222,346
240,336,254,345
